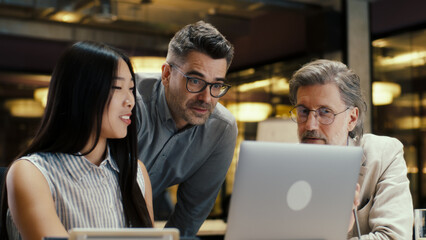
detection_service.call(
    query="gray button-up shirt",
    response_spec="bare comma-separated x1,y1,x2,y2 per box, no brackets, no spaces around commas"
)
135,74,238,236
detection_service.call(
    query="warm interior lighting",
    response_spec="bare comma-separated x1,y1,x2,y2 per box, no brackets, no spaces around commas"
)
227,68,255,79
407,167,418,174
378,51,426,67
237,77,289,94
275,104,293,118
131,56,166,73
236,68,255,77
34,88,49,108
62,13,74,22
4,99,44,118
238,80,270,92
372,39,388,48
392,93,420,108
51,11,81,23
226,102,272,122
372,82,401,106
394,116,421,130
271,77,289,95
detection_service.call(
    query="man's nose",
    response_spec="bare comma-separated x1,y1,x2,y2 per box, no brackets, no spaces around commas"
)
197,86,212,102
304,111,319,130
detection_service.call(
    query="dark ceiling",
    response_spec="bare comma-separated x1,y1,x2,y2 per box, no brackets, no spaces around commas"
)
0,0,425,74
0,0,344,74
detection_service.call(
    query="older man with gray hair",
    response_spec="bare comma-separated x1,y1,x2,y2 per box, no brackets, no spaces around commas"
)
289,59,413,239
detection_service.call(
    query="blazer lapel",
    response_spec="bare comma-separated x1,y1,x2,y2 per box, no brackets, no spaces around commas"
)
358,153,367,187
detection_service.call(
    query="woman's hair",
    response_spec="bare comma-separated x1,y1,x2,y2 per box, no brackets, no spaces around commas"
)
1,41,152,239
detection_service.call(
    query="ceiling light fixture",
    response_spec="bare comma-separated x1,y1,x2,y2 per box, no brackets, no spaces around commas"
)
226,102,272,122
34,88,49,108
237,77,289,94
372,81,401,106
378,50,426,67
51,11,81,23
4,99,44,118
93,0,118,23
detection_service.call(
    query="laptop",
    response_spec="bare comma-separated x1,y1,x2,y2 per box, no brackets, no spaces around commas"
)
68,228,179,240
225,141,363,240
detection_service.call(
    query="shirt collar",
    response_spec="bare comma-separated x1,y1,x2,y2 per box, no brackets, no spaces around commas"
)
60,146,119,181
157,83,181,131
348,136,366,166
103,146,120,173
157,83,173,122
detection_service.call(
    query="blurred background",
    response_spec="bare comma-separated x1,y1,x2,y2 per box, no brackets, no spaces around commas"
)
0,0,425,229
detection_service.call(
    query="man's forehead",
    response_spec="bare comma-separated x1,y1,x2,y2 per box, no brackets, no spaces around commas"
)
296,83,344,108
182,53,227,75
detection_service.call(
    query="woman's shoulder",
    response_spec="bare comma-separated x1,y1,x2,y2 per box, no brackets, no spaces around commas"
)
18,152,55,163
7,158,47,189
16,152,60,170
11,152,63,179
137,160,148,172
15,152,75,179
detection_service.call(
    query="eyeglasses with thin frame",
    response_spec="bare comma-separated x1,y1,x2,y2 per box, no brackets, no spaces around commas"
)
169,63,231,98
289,105,349,125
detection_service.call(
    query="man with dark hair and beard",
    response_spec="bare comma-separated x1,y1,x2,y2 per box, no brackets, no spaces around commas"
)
135,21,237,237
289,59,413,239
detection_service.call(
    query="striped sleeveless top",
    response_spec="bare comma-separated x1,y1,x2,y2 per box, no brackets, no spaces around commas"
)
7,149,146,239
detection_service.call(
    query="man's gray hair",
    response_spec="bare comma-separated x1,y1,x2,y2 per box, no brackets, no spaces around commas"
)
166,21,234,69
289,59,367,142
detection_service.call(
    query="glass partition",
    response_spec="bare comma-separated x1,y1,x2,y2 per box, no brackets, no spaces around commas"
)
372,28,426,207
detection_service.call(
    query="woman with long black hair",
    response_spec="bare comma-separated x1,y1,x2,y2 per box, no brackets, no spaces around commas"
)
0,41,153,240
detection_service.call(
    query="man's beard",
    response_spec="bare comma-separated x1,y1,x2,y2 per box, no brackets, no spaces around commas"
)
300,130,327,144
183,99,214,125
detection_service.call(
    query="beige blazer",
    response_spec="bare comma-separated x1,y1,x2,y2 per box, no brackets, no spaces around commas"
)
348,134,413,240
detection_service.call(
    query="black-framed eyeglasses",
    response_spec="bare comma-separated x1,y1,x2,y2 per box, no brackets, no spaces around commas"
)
289,105,350,125
169,63,231,98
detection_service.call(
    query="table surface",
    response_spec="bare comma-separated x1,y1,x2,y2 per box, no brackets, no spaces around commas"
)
154,219,227,236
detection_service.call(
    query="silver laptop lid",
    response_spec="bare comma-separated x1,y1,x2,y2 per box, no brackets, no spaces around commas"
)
225,141,362,240
68,228,179,240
